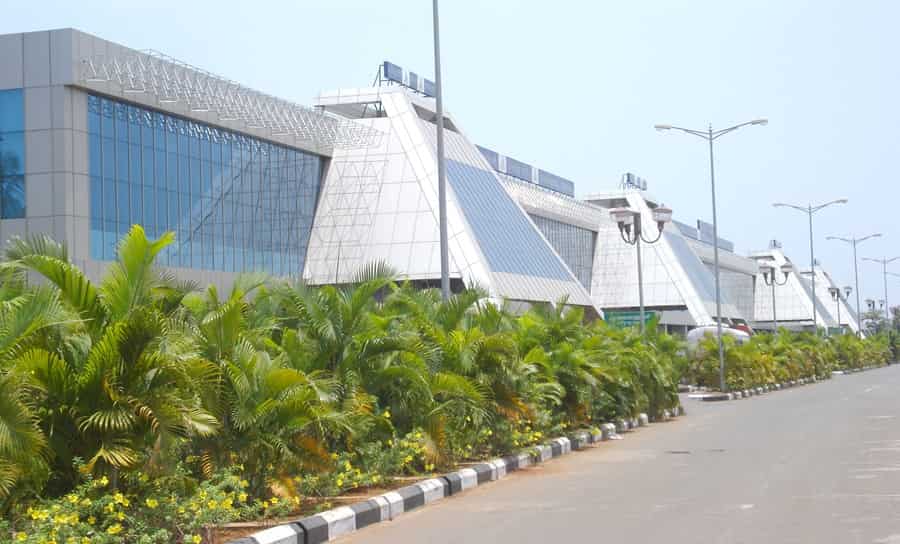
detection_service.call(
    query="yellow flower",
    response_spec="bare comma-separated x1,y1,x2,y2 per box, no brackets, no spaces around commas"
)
178,507,186,514
107,523,122,535
330,453,339,460
67,494,79,504
383,410,391,419
292,496,300,505
88,516,96,524
344,461,352,471
207,499,218,509
116,511,125,521
15,533,26,542
82,538,91,544
146,498,159,509
80,498,91,507
96,476,109,487
239,480,249,489
222,497,233,509
192,535,202,544
238,492,248,502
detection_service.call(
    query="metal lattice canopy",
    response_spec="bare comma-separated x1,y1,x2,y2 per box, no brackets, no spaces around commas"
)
80,49,382,149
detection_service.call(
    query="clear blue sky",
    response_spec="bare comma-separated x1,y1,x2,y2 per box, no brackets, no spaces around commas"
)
4,0,899,307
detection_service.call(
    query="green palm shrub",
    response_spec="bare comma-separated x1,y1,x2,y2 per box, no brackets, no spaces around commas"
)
2,229,688,536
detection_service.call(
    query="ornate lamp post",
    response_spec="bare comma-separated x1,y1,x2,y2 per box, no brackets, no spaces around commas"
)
759,261,792,332
828,286,843,334
610,205,673,334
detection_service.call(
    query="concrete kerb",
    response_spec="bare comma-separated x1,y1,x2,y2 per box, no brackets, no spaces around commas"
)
225,415,679,544
696,365,896,405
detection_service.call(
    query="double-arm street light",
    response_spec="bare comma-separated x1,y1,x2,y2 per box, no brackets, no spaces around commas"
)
772,199,848,334
432,0,450,301
759,261,793,331
826,233,881,331
610,205,674,333
654,118,767,393
862,256,900,321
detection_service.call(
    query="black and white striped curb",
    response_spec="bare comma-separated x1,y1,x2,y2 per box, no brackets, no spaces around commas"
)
694,375,825,402
226,408,685,544
832,364,885,375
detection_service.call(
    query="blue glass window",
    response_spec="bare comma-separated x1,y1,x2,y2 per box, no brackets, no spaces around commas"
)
0,90,24,133
0,89,25,219
504,157,532,182
476,145,500,171
537,169,575,197
86,94,323,275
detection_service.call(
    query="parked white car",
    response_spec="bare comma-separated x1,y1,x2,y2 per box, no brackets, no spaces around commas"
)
686,325,751,351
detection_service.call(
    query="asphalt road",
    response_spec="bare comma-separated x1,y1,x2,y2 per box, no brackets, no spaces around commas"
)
340,366,900,544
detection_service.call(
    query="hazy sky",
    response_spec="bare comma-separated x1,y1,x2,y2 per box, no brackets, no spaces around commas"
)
4,0,899,307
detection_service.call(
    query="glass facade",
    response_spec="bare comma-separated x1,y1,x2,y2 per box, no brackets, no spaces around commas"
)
0,89,25,219
88,95,323,275
529,214,596,289
446,159,571,281
665,231,718,303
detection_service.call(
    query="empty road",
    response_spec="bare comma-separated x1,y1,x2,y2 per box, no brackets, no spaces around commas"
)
341,366,900,543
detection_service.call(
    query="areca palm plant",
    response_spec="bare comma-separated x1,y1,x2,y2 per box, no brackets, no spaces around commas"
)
2,226,218,493
183,276,348,497
0,266,72,504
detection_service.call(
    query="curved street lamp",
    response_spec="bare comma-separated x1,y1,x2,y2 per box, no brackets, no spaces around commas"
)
826,233,881,331
610,205,673,334
862,256,900,321
759,261,792,331
655,119,767,392
773,198,848,334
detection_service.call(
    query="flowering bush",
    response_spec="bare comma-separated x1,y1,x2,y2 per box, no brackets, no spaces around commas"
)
4,465,293,544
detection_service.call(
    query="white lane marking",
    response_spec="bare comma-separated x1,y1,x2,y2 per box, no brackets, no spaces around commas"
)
868,415,895,420
739,504,754,510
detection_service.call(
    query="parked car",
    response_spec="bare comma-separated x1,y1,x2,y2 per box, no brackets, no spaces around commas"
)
686,325,751,351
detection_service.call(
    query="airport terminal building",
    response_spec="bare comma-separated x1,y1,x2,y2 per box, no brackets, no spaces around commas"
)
0,28,857,333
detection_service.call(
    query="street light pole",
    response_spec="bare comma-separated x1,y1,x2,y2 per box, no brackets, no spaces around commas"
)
432,0,450,301
655,118,767,392
610,205,673,334
827,233,880,336
773,198,848,334
862,256,900,322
